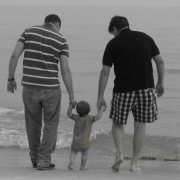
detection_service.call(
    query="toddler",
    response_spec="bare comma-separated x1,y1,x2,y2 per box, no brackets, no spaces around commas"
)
67,100,105,170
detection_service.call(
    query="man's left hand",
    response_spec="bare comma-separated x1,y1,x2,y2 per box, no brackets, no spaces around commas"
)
97,98,107,111
70,99,77,109
155,83,164,97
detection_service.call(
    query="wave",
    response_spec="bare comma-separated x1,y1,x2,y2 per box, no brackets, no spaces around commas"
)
0,128,110,149
0,107,15,115
0,127,179,159
0,107,24,115
0,129,28,149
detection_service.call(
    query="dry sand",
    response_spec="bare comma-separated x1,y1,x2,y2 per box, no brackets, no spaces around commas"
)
0,148,179,180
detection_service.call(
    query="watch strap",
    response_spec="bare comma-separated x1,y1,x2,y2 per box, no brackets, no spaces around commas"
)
8,78,15,81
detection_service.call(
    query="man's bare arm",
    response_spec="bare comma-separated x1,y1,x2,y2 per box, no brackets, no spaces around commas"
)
97,65,111,110
60,55,76,106
7,42,24,93
153,54,165,97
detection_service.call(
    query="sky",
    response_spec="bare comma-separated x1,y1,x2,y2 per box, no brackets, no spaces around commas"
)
0,0,180,6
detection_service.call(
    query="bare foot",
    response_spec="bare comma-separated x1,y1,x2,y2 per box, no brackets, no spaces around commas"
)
111,158,123,171
80,167,89,170
68,165,74,170
130,161,141,172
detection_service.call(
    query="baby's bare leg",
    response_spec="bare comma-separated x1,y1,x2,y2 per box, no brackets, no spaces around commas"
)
68,148,78,170
80,150,89,170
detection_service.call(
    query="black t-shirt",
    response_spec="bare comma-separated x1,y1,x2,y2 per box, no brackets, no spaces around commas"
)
103,28,160,93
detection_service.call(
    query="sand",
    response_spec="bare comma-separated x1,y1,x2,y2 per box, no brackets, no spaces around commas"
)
0,148,179,180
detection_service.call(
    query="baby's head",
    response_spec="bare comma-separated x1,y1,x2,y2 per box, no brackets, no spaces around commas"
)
76,101,90,117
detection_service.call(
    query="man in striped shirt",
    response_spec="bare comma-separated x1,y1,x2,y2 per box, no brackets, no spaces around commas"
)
7,14,76,170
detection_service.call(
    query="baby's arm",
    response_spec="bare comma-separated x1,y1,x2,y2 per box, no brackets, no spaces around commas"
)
93,105,106,122
67,103,73,119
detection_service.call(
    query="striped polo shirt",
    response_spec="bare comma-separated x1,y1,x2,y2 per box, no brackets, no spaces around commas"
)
18,23,69,89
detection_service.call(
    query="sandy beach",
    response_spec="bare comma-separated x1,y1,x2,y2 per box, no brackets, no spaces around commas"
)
0,148,179,180
0,3,180,180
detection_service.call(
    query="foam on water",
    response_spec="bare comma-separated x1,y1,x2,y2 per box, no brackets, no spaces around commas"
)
15,109,24,115
0,127,179,159
0,107,15,115
0,107,24,116
0,128,28,149
0,128,110,149
56,132,73,148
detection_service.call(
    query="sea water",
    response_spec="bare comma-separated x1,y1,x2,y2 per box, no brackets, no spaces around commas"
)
0,5,179,158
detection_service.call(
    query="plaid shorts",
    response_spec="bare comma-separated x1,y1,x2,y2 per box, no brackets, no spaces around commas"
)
109,88,158,125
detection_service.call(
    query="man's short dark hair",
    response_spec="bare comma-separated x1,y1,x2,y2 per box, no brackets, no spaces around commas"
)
76,101,90,117
45,14,61,25
108,16,129,33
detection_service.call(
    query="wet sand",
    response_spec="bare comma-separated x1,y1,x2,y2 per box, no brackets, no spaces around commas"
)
0,148,179,180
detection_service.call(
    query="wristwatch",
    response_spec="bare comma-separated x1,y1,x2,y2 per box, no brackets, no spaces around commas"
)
8,78,15,81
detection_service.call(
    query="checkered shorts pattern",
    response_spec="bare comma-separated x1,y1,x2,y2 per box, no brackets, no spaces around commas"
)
109,88,158,125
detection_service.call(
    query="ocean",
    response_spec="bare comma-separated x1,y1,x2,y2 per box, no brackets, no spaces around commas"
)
0,5,180,159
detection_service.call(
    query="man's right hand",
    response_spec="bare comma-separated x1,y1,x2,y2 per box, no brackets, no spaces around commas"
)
7,80,17,93
97,98,107,111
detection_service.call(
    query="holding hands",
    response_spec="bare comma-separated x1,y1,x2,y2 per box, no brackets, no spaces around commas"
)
97,97,107,111
69,98,77,109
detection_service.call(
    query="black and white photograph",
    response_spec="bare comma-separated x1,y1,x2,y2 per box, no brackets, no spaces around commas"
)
0,0,179,179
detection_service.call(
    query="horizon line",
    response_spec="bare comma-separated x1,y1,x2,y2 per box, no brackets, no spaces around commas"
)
0,4,180,7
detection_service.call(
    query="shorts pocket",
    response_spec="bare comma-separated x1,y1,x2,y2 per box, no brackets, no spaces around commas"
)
147,88,156,100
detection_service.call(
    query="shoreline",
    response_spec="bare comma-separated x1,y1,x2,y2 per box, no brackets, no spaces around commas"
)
0,132,179,161
1,145,179,162
0,147,179,180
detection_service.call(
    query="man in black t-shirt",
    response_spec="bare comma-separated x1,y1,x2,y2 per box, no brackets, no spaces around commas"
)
97,16,164,172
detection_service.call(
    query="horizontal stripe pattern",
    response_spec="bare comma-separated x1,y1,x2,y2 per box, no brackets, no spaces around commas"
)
18,24,69,89
23,74,58,79
23,66,58,73
23,68,58,78
24,58,57,65
22,76,59,85
22,81,60,87
25,32,68,46
30,26,64,39
25,41,61,53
